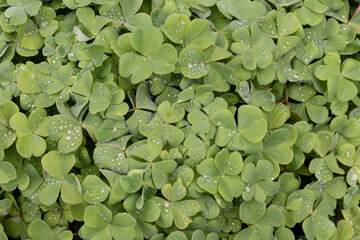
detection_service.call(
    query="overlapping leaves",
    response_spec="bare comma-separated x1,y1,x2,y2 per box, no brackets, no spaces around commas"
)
0,0,359,240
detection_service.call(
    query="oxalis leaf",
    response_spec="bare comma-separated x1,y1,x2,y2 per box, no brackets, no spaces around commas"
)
47,115,82,153
0,1,359,240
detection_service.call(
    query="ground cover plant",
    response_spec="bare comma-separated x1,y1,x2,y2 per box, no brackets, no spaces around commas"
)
1,0,360,239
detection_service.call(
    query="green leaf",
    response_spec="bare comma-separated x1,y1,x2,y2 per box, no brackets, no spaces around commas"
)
342,59,360,81
110,212,137,240
89,82,111,114
215,149,243,175
127,137,162,162
239,199,266,224
17,70,42,94
179,45,208,79
131,26,163,56
84,204,112,228
82,175,110,203
61,173,84,205
94,139,129,173
267,104,290,130
0,162,16,184
303,214,336,240
306,96,329,124
160,14,190,45
238,105,267,143
167,231,187,240
41,151,75,179
119,52,152,84
313,132,333,157
152,160,177,189
76,7,110,36
331,220,354,240
161,180,186,202
28,219,56,240
47,115,82,154
124,194,160,222
158,101,185,124
120,171,143,193
274,227,295,240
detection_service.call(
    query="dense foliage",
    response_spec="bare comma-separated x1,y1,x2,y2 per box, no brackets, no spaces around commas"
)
0,0,360,239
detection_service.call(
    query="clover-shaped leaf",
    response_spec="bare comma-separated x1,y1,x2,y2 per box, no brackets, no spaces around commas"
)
241,160,280,202
33,7,58,38
104,85,129,120
294,121,316,153
313,131,333,157
228,0,267,23
152,159,177,189
0,101,18,149
303,199,337,240
278,9,301,37
82,175,110,204
197,149,244,202
76,43,108,68
235,200,283,240
28,219,72,240
89,82,111,114
306,177,347,200
330,219,354,240
17,69,42,94
95,118,128,143
305,96,329,124
184,134,207,160
237,105,268,143
330,115,360,147
157,101,185,124
315,52,358,102
120,171,143,193
240,199,265,224
41,151,75,180
161,15,215,48
119,26,177,84
100,169,128,205
261,128,294,165
124,193,160,223
0,161,16,184
93,136,130,173
179,45,208,79
179,43,231,81
79,203,136,240
337,145,360,186
4,0,42,26
127,137,162,162
232,22,276,71
76,7,110,38
18,19,45,51
309,153,343,182
139,103,185,147
46,65,76,102
99,0,150,30
162,180,186,202
301,18,346,61
47,114,82,153
10,109,48,158
211,105,267,153
60,173,84,205
294,0,327,26
154,181,200,229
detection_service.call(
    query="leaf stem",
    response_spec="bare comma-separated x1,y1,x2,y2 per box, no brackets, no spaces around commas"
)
349,4,360,22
